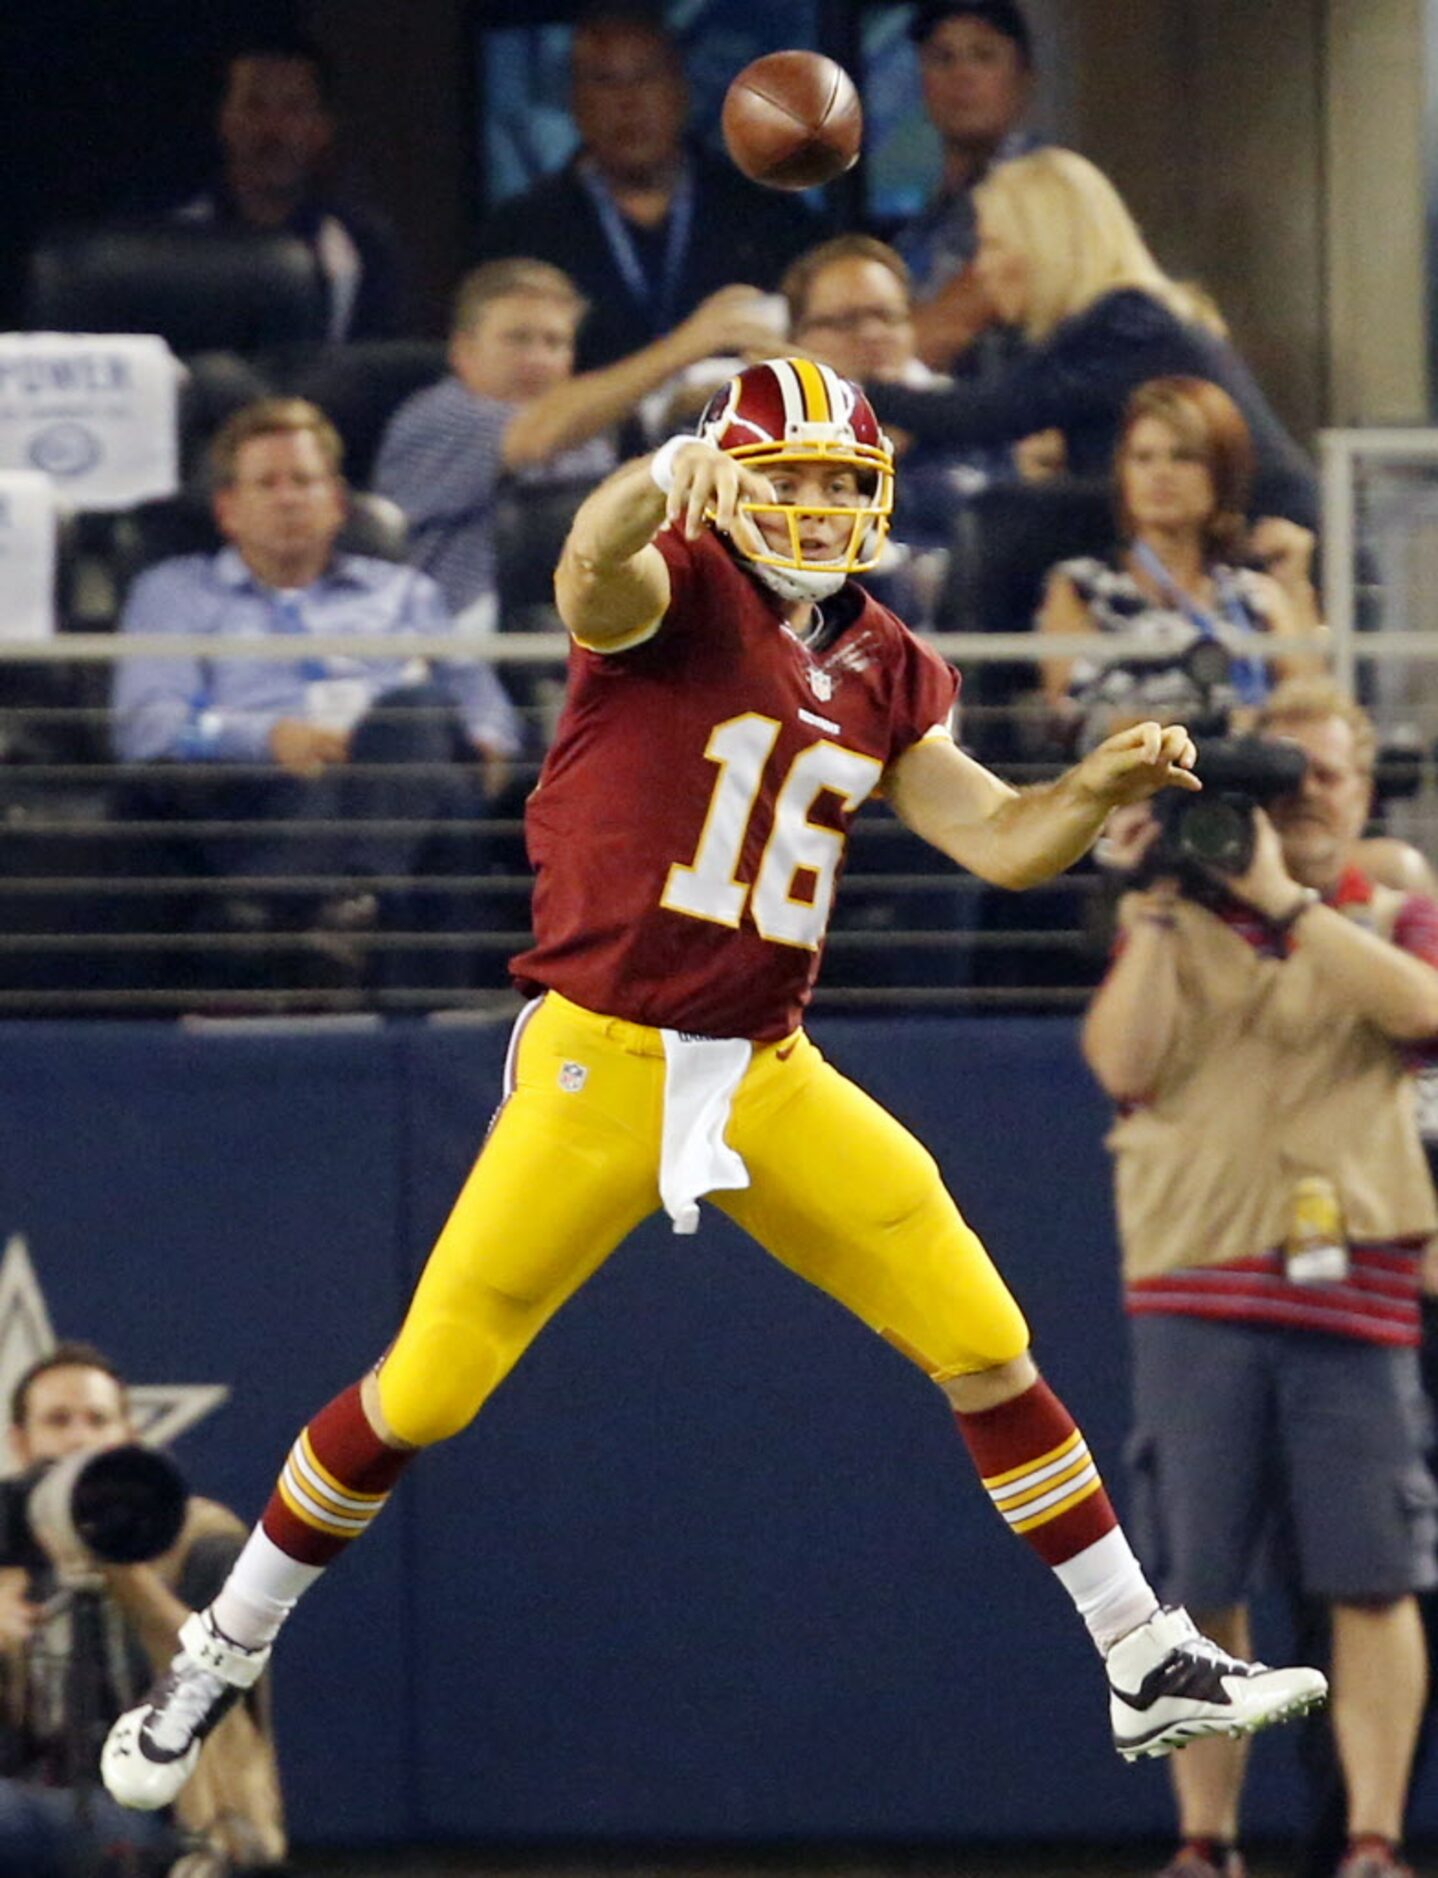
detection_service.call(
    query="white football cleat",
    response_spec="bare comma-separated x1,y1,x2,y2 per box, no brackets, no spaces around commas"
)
1108,1605,1327,1762
101,1608,270,1809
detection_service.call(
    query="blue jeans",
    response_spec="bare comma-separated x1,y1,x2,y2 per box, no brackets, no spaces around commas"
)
0,1777,177,1875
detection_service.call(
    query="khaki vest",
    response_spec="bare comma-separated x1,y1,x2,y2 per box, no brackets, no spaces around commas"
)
1109,889,1438,1281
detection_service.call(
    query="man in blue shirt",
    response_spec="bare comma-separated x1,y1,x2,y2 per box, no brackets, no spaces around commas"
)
113,398,517,975
375,256,785,629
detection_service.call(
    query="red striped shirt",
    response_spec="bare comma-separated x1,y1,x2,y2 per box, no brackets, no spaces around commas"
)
1126,1240,1428,1345
1117,865,1438,1346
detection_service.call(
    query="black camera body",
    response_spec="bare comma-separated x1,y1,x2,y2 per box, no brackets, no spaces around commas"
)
0,1444,187,1572
1140,734,1310,882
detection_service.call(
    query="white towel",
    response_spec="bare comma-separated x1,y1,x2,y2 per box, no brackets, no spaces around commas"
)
0,472,56,641
658,1030,753,1234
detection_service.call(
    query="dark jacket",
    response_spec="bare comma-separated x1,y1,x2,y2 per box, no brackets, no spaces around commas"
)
474,144,822,370
868,289,1318,529
172,181,410,341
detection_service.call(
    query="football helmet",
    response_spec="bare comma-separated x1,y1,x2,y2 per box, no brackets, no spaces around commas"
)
697,357,895,601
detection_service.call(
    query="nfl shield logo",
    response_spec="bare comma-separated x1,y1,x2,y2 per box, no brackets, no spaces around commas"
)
808,665,834,702
558,1061,588,1093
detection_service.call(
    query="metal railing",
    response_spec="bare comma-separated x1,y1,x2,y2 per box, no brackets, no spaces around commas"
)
0,631,1139,1018
10,411,1438,1023
1320,430,1438,857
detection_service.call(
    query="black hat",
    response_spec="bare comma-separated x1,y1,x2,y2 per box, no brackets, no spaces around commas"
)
908,1,1034,66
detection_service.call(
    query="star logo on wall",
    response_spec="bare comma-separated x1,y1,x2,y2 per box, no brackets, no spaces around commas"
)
0,1234,229,1475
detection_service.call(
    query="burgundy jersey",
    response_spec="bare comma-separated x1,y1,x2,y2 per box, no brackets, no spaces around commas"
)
511,528,959,1040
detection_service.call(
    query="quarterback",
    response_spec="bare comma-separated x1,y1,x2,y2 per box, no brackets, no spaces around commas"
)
101,359,1326,1807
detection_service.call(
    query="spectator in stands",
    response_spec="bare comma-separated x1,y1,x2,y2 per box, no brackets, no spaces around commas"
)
1084,678,1438,1878
892,0,1042,371
782,232,1000,630
170,29,409,341
867,148,1320,531
374,257,785,626
112,398,516,948
1036,376,1321,753
472,4,818,370
0,1342,284,1874
785,234,1062,528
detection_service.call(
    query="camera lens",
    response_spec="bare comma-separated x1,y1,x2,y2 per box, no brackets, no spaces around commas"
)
71,1448,185,1563
1176,798,1256,875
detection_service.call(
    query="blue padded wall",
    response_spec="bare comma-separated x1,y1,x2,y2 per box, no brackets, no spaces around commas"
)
0,1016,1420,1847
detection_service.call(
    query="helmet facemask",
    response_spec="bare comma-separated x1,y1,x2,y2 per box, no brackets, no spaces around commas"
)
697,361,895,602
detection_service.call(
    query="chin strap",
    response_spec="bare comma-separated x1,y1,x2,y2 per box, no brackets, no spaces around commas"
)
748,559,847,603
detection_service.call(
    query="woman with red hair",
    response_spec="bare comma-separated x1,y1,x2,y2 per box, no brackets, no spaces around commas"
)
1037,375,1322,752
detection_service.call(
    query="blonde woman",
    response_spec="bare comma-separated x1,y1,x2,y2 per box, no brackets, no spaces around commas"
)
867,147,1317,530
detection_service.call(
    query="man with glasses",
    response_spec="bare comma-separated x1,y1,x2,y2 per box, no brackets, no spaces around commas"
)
783,234,1058,624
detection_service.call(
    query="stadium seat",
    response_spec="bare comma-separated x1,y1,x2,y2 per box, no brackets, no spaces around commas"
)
492,476,602,747
177,351,277,481
106,487,410,618
492,476,601,633
276,340,449,486
25,223,327,355
940,477,1115,637
937,479,1115,765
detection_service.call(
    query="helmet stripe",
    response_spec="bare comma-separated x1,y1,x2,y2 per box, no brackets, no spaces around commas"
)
816,361,855,425
768,358,808,433
790,356,832,423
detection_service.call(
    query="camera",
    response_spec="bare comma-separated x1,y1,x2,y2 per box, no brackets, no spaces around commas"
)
0,1444,187,1571
1141,733,1310,881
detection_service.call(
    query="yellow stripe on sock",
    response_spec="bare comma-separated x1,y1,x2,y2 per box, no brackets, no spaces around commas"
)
990,1448,1095,1513
291,1441,388,1521
981,1428,1081,1491
299,1429,387,1505
1009,1474,1103,1535
277,1472,370,1540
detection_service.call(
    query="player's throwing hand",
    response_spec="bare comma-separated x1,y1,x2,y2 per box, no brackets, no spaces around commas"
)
663,442,774,560
1075,721,1202,809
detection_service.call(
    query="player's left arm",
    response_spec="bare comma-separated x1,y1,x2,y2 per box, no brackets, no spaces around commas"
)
886,721,1200,890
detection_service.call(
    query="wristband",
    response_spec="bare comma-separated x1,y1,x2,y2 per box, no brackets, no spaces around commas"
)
1270,886,1320,932
649,434,694,495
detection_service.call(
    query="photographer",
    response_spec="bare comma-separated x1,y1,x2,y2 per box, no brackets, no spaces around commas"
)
0,1345,284,1877
1083,678,1438,1878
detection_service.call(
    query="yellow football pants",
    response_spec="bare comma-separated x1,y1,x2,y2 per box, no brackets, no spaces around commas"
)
376,992,1030,1446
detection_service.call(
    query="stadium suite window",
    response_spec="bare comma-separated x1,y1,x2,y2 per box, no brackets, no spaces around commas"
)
860,5,1067,227
860,3,947,226
472,0,940,214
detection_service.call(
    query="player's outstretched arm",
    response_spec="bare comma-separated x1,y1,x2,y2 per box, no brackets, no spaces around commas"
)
555,458,674,650
886,721,1200,890
555,443,772,649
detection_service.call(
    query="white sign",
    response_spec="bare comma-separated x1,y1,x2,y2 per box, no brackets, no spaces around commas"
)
0,333,180,511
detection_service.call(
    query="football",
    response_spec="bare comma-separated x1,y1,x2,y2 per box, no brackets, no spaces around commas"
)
721,50,862,191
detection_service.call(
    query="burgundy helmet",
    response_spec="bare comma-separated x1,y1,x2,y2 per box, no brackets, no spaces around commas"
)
695,357,894,596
